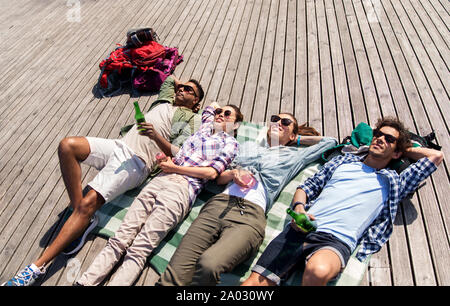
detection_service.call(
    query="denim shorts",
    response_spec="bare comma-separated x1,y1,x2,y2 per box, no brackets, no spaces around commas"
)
252,225,351,285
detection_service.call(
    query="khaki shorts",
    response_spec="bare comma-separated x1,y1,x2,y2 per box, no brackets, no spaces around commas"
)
84,137,150,203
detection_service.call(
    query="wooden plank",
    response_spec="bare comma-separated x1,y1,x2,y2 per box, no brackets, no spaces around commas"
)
388,201,415,286
316,0,338,137
216,0,257,106
352,0,396,118
171,0,220,81
251,0,279,123
306,0,322,134
238,0,271,119
368,245,392,286
227,0,264,113
279,0,296,115
334,0,367,127
323,0,353,140
182,1,230,82
401,194,438,285
199,0,243,101
206,0,253,103
294,0,308,126
264,0,287,119
343,0,381,124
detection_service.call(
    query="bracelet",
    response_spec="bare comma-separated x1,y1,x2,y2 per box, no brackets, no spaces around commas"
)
297,135,301,146
291,201,306,210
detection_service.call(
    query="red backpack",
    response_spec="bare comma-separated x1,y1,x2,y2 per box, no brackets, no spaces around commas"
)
97,40,174,97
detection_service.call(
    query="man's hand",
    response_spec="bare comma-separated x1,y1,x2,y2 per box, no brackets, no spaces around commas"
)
159,157,178,173
404,146,444,167
290,214,316,233
192,103,201,113
138,122,159,140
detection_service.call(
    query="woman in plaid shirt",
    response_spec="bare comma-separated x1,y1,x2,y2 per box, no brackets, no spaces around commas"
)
242,117,443,286
75,102,243,286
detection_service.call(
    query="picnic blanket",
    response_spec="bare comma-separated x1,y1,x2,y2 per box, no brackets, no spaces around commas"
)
92,121,370,286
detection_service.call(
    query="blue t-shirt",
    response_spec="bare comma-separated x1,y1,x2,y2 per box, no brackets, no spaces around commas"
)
307,162,389,251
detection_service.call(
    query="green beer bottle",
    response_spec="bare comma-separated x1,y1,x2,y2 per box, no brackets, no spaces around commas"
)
134,101,145,132
286,208,317,232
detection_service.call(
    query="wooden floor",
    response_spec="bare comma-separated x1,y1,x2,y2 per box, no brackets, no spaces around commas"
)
0,0,448,286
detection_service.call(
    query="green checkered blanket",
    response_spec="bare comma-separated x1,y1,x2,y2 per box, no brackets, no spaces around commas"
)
92,121,369,286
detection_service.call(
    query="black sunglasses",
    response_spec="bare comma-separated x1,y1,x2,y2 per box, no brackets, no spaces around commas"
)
270,115,293,127
176,84,197,97
373,129,398,144
215,108,233,117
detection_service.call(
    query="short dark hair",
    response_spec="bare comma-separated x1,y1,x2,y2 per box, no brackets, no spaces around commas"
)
188,79,204,102
375,116,412,153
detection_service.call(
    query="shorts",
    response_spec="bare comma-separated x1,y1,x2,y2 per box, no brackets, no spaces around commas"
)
252,225,351,285
83,137,150,203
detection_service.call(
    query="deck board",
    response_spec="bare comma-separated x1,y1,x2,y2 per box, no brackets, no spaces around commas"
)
0,0,448,286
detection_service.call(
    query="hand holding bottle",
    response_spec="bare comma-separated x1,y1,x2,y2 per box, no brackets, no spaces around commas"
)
138,122,159,140
287,208,317,233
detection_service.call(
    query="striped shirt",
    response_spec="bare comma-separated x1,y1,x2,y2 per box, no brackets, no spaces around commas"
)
173,106,239,205
298,153,437,262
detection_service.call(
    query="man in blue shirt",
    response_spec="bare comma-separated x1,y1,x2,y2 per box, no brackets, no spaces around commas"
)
242,117,443,286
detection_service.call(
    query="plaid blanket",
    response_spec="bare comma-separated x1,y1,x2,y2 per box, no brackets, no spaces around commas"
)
92,121,369,285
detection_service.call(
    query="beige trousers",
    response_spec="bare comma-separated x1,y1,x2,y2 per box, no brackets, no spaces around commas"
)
77,173,191,286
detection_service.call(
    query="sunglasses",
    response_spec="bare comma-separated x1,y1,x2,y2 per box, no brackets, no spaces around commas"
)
270,115,293,127
176,84,197,97
214,108,233,117
373,129,398,144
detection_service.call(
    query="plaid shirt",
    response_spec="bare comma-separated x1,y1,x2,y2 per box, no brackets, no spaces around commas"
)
173,106,239,205
298,153,437,262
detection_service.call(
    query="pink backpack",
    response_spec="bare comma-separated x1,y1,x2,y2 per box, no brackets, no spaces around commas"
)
133,47,183,92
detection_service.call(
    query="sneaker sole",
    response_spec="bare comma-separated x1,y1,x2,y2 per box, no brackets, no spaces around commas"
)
62,214,99,255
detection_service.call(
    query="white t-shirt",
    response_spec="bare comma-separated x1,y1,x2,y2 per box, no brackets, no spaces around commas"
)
222,179,268,212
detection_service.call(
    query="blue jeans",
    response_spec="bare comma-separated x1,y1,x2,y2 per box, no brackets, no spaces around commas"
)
252,225,351,285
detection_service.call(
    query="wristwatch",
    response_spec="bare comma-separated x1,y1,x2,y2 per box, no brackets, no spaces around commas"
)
291,201,306,210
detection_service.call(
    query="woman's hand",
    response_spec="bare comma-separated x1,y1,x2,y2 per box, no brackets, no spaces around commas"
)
159,157,178,173
232,169,253,187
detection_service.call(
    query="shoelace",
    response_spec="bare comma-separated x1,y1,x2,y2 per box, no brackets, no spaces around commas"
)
11,267,36,286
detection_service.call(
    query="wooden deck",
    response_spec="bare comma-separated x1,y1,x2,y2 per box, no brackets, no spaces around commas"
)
0,0,448,286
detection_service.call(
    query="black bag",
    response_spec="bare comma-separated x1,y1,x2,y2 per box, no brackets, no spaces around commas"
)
126,28,159,47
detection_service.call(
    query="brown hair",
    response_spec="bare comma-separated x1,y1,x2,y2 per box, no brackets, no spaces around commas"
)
279,113,320,146
225,104,244,137
374,116,412,153
226,104,244,123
